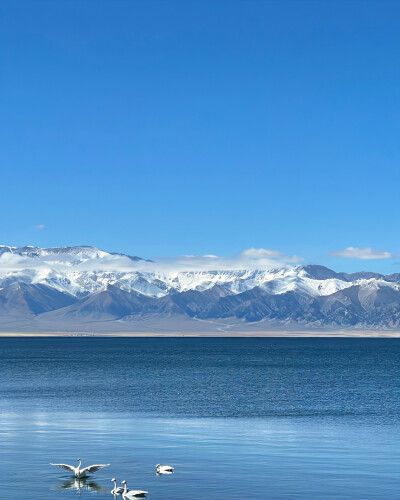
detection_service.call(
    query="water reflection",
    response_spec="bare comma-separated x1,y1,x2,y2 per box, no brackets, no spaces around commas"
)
53,477,107,495
2,338,400,499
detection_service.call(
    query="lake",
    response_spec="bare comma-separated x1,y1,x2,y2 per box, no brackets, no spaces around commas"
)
0,337,400,499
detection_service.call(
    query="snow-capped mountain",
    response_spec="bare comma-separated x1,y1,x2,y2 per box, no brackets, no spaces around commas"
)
1,245,400,331
0,244,144,263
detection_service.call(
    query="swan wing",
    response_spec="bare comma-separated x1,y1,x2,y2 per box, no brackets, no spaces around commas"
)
111,486,124,494
157,465,174,473
81,463,110,474
125,491,148,498
50,463,76,473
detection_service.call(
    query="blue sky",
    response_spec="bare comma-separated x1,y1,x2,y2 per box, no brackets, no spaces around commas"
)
1,0,399,273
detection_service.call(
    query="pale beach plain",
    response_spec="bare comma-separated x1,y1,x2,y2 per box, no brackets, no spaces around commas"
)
2,330,400,337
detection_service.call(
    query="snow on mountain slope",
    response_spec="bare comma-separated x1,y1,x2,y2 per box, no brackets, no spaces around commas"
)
0,245,145,267
0,245,399,301
2,246,400,329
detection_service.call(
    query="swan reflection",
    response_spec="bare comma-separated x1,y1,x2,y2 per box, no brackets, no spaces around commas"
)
53,477,107,495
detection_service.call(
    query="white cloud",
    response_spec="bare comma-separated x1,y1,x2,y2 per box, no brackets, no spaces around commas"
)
328,247,400,260
35,224,45,229
0,247,304,274
239,248,300,260
150,247,303,272
0,252,32,269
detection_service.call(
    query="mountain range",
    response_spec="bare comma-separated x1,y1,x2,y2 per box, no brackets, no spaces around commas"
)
1,245,400,333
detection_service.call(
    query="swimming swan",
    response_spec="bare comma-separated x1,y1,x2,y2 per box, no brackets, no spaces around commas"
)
121,480,148,498
156,464,174,474
111,478,124,495
50,458,110,478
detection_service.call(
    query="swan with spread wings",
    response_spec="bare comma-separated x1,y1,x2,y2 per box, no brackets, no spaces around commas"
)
50,458,110,478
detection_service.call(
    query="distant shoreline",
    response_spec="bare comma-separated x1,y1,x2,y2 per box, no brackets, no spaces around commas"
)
1,330,400,338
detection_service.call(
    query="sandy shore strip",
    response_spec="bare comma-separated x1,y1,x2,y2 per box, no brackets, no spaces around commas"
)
1,330,400,337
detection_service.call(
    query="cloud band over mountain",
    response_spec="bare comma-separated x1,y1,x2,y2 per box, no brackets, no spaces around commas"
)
328,247,400,260
0,246,302,273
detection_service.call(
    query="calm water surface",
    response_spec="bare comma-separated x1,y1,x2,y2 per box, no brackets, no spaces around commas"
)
0,338,400,499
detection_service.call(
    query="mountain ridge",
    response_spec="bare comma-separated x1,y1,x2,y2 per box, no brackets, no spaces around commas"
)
1,245,400,332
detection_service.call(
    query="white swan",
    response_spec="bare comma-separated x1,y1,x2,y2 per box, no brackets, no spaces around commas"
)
156,464,174,474
121,480,148,498
50,458,110,478
111,478,124,495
